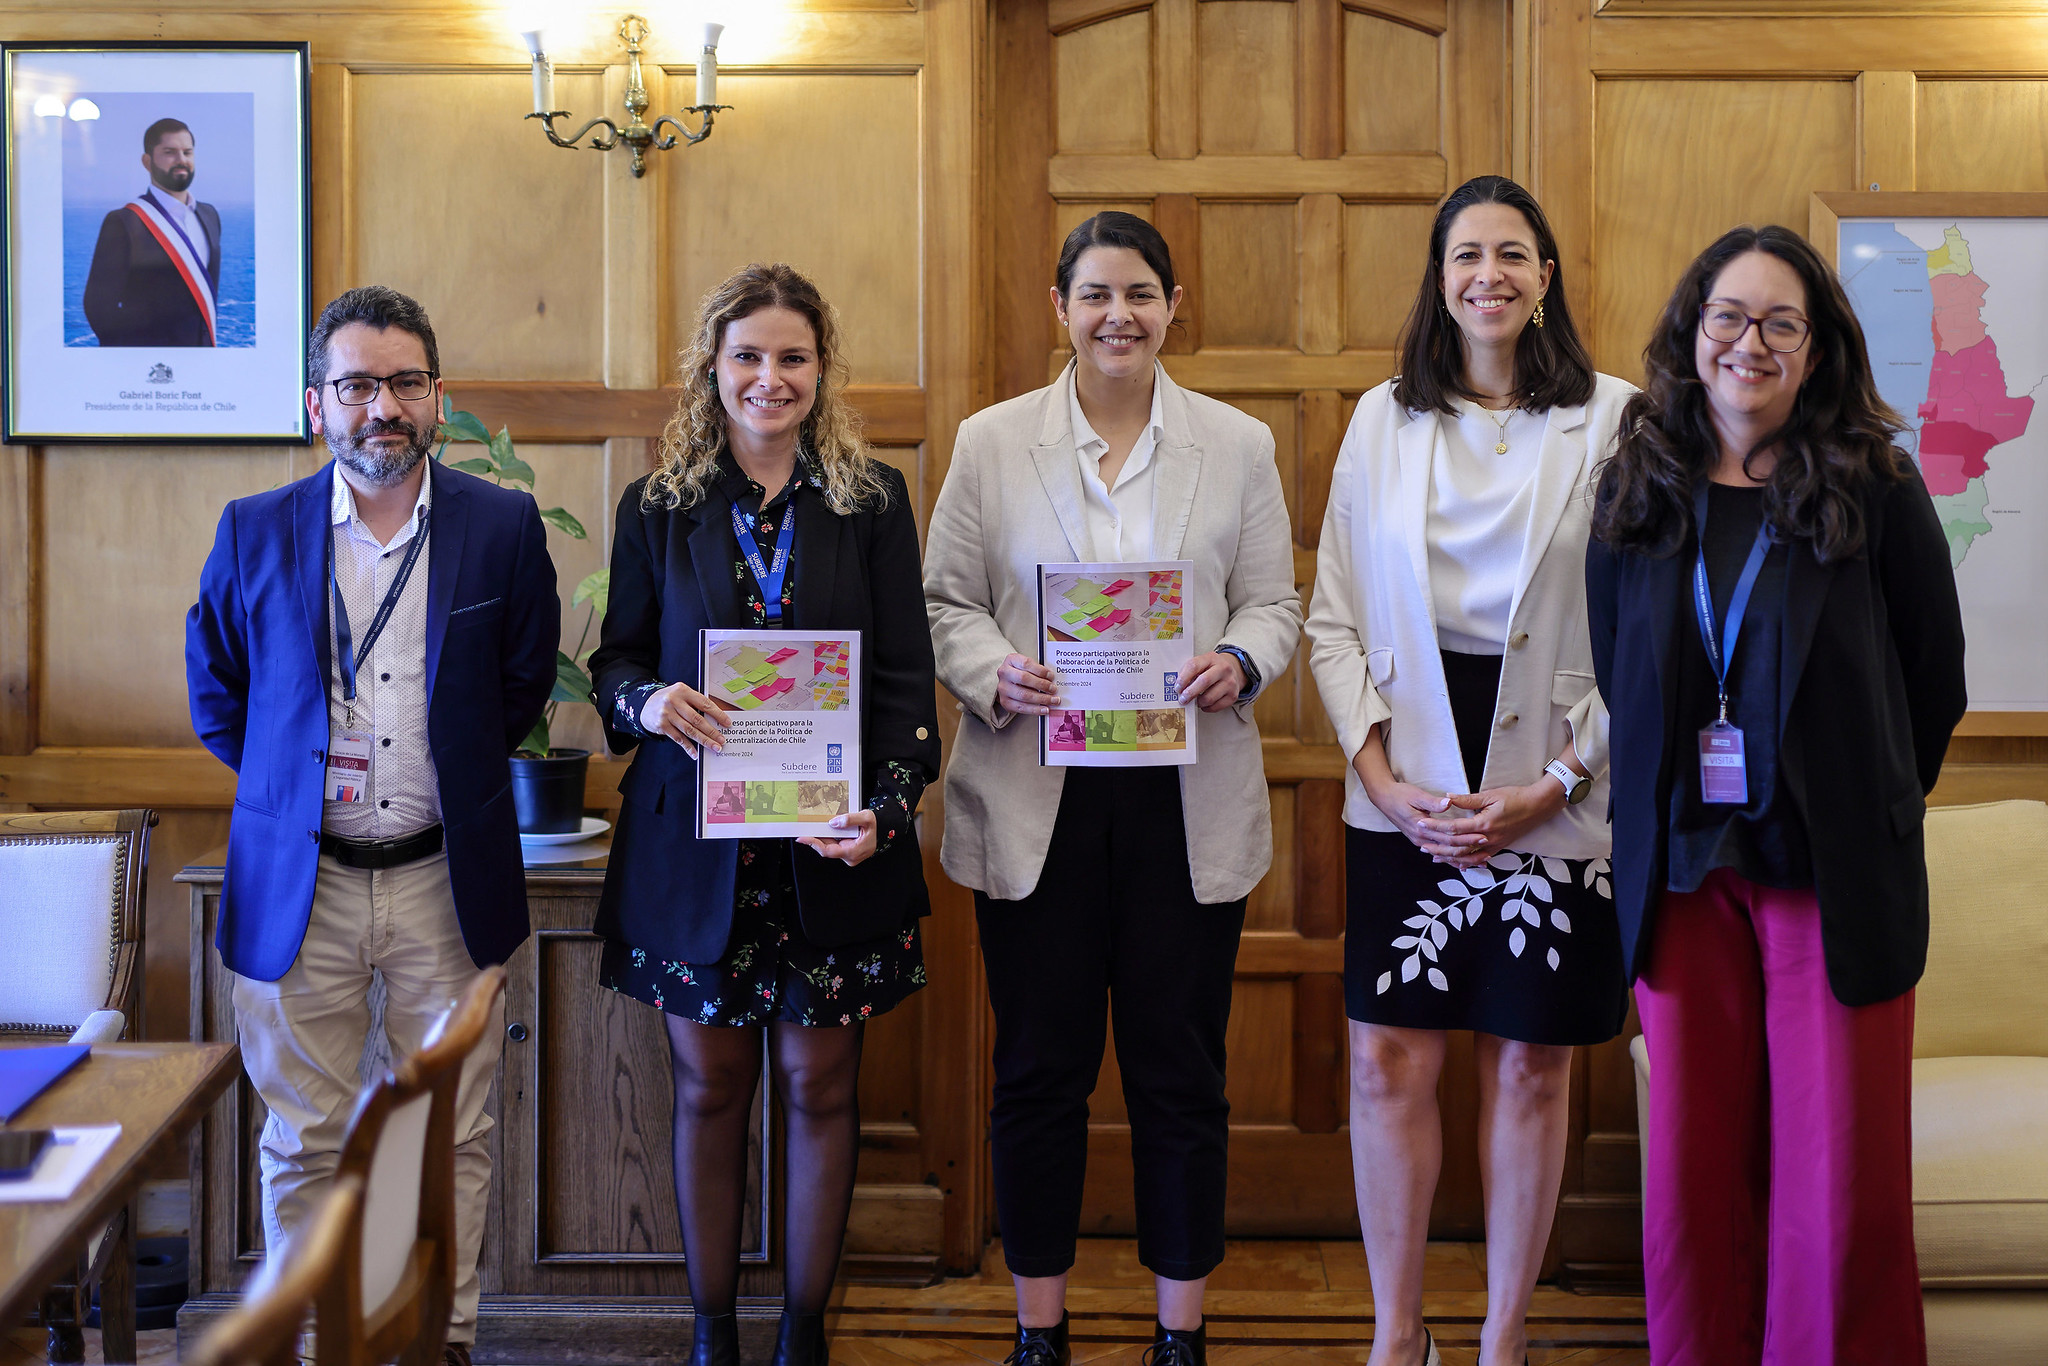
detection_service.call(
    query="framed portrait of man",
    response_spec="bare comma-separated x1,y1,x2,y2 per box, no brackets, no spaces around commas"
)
2,41,310,443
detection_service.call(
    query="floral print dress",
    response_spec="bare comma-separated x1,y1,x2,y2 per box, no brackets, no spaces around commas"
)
596,457,928,1027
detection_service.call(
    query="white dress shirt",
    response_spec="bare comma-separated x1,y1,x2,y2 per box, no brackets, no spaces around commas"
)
146,187,205,251
1427,400,1543,655
1069,366,1165,562
324,464,441,838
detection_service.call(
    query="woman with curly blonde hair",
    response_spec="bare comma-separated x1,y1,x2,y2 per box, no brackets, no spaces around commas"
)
588,262,939,1366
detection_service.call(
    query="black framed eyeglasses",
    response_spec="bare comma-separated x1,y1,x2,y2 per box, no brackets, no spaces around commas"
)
1699,305,1810,353
327,370,437,405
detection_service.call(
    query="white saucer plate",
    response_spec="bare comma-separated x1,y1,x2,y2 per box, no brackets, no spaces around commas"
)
519,816,612,845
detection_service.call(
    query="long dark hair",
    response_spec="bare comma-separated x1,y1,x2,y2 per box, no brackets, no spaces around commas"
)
1392,175,1594,416
1592,224,1908,562
1055,211,1178,299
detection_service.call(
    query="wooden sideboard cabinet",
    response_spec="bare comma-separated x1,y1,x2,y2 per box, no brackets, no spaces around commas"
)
174,839,792,1362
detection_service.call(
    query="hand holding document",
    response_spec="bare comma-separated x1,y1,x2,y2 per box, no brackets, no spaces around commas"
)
1036,561,1197,767
696,631,864,838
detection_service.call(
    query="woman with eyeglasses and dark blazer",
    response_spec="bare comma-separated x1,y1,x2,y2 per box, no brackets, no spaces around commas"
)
1587,224,1966,1365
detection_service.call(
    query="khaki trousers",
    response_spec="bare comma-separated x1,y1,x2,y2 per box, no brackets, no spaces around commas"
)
232,848,504,1343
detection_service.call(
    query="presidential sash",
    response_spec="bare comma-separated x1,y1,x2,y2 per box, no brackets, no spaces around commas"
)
124,191,216,346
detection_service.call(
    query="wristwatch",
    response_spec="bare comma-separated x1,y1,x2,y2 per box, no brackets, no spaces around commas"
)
1543,758,1592,806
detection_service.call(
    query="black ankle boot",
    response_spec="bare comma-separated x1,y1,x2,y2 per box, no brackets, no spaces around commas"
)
1002,1312,1070,1366
770,1309,828,1366
1142,1320,1206,1366
687,1312,739,1366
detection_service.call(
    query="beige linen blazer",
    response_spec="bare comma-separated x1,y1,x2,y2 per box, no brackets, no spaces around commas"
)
1304,373,1635,859
925,363,1304,903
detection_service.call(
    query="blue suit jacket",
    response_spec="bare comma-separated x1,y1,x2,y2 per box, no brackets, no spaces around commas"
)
186,458,559,981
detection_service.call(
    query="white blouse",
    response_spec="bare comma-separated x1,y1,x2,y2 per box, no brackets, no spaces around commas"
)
1069,366,1164,562
1426,400,1543,655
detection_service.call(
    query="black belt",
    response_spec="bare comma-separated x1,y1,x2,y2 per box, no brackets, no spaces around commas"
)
319,823,444,870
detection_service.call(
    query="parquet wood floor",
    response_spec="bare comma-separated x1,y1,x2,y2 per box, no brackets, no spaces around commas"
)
830,1239,1648,1366
3,1240,1648,1365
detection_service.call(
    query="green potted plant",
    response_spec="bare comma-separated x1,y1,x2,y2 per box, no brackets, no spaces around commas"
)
436,402,608,835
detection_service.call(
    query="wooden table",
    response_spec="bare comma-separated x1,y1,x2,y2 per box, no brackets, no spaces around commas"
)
0,1042,240,1363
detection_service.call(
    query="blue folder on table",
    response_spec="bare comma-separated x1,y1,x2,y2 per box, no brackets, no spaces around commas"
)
0,1045,90,1122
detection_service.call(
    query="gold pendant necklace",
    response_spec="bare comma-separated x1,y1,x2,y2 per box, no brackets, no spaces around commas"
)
1482,403,1514,455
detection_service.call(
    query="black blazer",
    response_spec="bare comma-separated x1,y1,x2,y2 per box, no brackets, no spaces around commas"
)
83,201,223,348
589,464,941,964
1586,471,1966,1007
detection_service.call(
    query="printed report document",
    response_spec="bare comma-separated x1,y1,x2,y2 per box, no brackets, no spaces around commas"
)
696,630,863,838
1036,561,1196,768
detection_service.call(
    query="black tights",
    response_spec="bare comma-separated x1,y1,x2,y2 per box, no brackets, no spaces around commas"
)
664,1015,865,1316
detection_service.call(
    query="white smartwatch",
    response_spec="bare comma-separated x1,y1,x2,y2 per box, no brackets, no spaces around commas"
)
1543,758,1592,806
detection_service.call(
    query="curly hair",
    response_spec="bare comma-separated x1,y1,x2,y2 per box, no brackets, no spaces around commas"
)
645,262,890,515
1592,224,1907,562
1392,175,1595,416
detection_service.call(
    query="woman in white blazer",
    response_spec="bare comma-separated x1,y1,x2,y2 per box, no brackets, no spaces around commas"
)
926,212,1301,1366
1305,177,1631,1366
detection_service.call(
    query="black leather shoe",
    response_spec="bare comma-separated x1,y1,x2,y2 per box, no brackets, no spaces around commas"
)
1003,1312,1071,1366
687,1312,739,1366
1142,1320,1206,1366
770,1309,828,1366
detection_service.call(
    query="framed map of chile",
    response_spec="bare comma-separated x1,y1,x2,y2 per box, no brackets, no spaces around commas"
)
1814,191,2048,728
2,42,310,443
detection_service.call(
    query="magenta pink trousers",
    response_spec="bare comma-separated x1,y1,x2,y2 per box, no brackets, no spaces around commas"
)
1634,868,1925,1366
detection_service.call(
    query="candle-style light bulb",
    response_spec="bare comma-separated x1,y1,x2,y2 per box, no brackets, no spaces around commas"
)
519,29,554,115
696,22,723,108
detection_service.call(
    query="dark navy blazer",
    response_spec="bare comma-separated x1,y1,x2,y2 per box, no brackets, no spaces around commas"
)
185,458,559,981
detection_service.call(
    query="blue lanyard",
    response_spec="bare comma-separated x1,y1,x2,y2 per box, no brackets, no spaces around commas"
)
330,504,430,706
1690,482,1771,723
730,494,797,623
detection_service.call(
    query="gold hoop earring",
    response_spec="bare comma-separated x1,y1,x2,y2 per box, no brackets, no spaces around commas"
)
1532,296,1547,329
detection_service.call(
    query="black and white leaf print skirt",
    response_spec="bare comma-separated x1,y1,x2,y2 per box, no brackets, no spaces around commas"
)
1342,825,1628,1046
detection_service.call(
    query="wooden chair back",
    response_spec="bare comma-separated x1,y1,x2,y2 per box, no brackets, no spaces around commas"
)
0,809,151,1040
316,965,507,1366
187,1175,365,1366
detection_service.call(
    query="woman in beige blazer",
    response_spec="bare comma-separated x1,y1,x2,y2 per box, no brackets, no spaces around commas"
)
925,211,1300,1366
1305,177,1631,1366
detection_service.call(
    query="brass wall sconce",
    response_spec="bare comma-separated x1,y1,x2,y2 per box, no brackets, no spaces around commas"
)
520,15,728,178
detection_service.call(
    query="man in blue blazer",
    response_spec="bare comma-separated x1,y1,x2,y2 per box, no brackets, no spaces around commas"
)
185,285,557,1365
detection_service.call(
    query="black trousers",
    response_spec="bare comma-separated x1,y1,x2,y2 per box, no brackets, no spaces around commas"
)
974,766,1247,1280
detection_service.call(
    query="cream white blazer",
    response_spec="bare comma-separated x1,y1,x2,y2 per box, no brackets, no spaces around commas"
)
1304,373,1635,859
925,362,1304,903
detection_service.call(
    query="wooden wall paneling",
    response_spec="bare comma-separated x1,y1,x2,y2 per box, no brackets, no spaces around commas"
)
1160,349,1396,392
1298,0,1345,162
40,449,296,747
1298,388,1345,551
1298,195,1345,355
441,381,926,445
1916,80,2048,193
1055,9,1152,153
1342,0,1448,31
310,63,350,309
668,73,923,387
992,0,1058,402
352,73,606,381
1291,974,1347,1134
1152,0,1199,158
1588,18,2048,75
1294,778,1346,939
520,444,610,756
1342,203,1437,350
1444,0,1510,184
1591,79,1855,381
1343,10,1441,156
1197,1,1299,156
1224,980,1297,1124
1153,193,1203,354
1854,70,1916,193
1528,0,1594,330
1201,203,1299,348
604,63,666,391
916,0,988,1276
1244,784,1299,932
1050,153,1447,197
0,447,37,755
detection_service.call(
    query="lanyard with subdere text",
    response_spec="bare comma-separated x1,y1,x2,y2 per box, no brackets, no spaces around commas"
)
330,504,430,722
730,497,796,623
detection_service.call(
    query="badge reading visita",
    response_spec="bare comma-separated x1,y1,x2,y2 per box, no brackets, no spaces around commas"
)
1698,721,1747,804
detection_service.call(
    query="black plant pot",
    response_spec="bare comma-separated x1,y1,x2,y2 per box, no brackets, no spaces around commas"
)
511,748,590,834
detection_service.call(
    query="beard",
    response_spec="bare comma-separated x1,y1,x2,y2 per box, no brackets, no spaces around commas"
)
150,165,193,194
328,417,434,487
